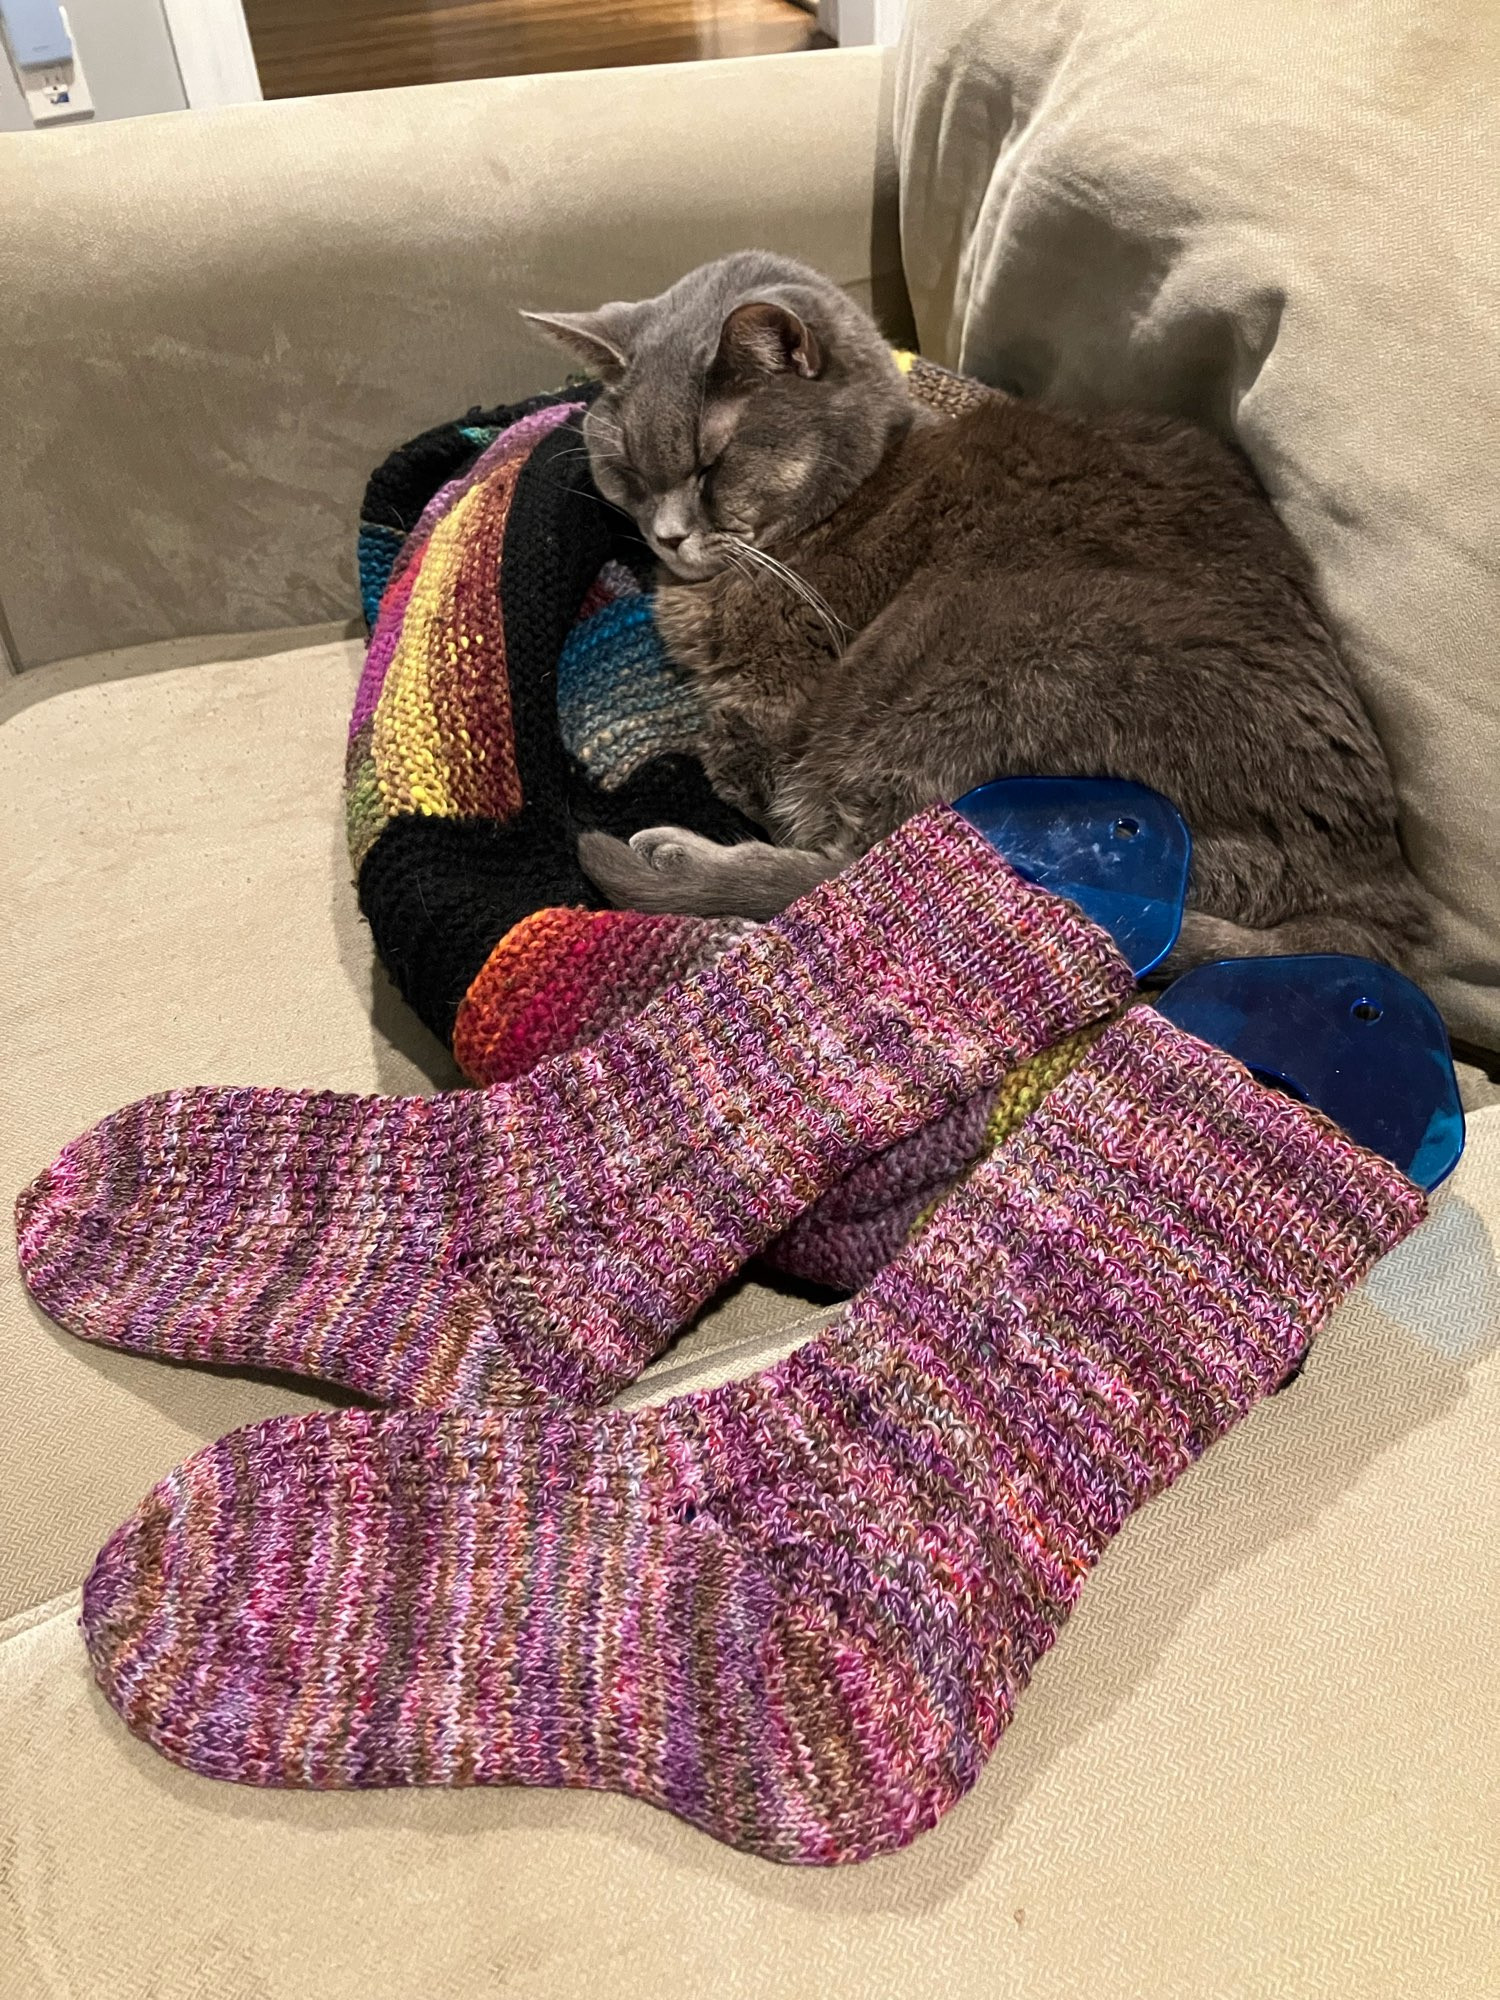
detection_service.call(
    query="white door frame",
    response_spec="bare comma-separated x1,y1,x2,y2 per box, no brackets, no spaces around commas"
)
160,0,261,107
817,0,906,45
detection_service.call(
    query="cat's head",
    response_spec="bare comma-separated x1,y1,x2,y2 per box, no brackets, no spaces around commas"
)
524,252,912,579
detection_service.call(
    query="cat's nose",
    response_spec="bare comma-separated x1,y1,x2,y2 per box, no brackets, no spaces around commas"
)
657,532,687,554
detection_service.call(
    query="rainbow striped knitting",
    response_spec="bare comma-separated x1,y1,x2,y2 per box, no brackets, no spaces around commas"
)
347,356,1011,1290
79,1004,1424,1861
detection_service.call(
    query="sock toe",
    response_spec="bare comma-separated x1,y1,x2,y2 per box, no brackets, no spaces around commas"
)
14,1089,530,1402
83,1413,388,1783
82,1408,666,1788
82,1483,178,1746
16,1091,267,1354
16,1099,159,1328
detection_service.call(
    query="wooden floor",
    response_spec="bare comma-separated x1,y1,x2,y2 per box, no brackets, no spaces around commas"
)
243,0,831,99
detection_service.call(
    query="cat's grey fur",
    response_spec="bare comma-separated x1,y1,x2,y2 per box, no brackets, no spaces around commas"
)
528,252,1428,969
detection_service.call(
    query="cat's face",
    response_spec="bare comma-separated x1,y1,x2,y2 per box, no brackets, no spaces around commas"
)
524,251,912,580
578,366,823,582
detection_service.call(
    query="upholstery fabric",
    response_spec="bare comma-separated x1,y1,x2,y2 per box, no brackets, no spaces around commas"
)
897,0,1500,1049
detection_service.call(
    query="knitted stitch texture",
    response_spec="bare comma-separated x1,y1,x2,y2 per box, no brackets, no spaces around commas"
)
348,359,1023,1289
762,1026,1101,1291
79,1006,1424,1862
17,809,1132,1411
350,396,753,1050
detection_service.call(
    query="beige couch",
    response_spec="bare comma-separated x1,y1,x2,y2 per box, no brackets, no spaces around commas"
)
3,10,1497,1996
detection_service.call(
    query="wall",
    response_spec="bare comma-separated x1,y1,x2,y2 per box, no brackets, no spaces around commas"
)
0,0,187,131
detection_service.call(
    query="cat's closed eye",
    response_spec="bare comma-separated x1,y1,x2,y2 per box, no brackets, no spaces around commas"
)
529,249,913,580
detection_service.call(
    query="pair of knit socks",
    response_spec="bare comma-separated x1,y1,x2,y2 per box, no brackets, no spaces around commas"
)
16,808,1424,1864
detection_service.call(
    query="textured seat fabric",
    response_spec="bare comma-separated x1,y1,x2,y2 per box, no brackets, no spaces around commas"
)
4,638,1499,1996
0,50,908,673
897,0,1500,1051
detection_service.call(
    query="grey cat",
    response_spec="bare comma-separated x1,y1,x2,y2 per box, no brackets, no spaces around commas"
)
527,251,1428,969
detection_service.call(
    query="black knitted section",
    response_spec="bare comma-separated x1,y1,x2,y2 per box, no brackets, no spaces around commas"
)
359,384,597,539
567,752,762,847
358,806,604,1047
499,411,767,849
355,381,767,1047
492,414,617,821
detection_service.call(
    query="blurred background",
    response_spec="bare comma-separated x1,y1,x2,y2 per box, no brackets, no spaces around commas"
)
1,0,905,128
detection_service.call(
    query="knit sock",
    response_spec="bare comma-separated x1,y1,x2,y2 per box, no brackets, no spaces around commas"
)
760,1028,1101,1293
17,807,1131,1410
80,1007,1424,1860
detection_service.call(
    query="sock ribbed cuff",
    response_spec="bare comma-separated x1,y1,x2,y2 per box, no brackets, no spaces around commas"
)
766,805,1136,1073
568,805,1136,1169
922,1004,1429,1508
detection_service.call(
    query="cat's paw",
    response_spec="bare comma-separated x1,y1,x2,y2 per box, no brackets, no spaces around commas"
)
627,826,718,875
578,827,721,914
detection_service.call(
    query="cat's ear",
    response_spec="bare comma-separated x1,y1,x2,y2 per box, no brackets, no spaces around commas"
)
714,300,823,384
521,307,634,382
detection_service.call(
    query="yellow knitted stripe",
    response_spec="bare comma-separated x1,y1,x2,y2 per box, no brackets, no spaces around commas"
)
372,476,494,822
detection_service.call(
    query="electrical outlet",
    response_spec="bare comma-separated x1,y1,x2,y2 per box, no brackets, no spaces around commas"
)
4,2,93,123
21,53,92,121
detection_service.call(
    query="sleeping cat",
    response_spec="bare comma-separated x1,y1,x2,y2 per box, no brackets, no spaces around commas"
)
526,252,1427,968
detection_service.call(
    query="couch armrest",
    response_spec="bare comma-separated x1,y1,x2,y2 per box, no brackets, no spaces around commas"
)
0,50,905,671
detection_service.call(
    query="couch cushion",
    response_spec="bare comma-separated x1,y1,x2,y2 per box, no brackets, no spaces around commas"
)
897,0,1500,1051
4,635,1500,1995
0,49,908,670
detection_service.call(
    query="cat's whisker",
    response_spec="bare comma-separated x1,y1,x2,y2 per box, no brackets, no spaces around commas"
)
724,536,850,651
559,487,635,519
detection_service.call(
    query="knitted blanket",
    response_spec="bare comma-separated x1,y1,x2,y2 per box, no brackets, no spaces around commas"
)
346,356,1042,1288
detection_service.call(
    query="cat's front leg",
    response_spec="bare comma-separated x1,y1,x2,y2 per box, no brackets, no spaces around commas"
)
698,710,779,824
578,827,850,920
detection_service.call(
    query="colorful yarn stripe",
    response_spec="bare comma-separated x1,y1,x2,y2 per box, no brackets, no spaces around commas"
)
557,576,706,789
363,402,582,829
452,904,751,1086
77,1005,1424,1861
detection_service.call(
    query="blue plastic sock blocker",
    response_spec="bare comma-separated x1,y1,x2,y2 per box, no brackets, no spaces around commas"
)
953,775,1464,1190
1155,956,1465,1192
954,776,1189,979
